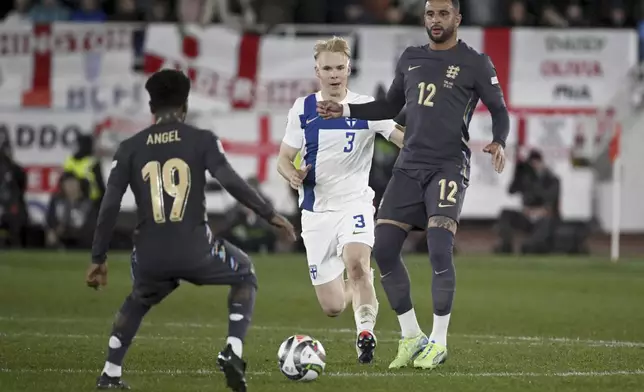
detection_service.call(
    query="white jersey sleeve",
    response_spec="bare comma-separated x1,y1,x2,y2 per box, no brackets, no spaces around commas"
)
363,96,396,140
282,97,305,149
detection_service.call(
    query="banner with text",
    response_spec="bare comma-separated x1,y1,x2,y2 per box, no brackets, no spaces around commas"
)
509,28,638,110
0,22,138,108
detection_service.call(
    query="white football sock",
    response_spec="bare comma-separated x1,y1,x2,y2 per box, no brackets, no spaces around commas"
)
103,362,122,377
354,304,377,333
226,336,243,358
429,313,451,346
397,308,422,338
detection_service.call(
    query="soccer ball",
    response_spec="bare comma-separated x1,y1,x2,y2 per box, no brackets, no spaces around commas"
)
277,335,326,381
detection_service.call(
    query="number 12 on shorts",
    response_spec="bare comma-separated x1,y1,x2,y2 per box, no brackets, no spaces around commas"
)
438,178,458,207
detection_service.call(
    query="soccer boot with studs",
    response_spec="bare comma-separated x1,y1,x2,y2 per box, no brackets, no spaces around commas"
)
413,340,448,370
356,330,377,364
217,344,248,392
96,373,130,390
388,333,429,369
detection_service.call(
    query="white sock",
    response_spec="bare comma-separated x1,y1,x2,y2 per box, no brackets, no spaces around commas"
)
429,313,451,346
226,336,243,358
397,308,422,338
354,304,377,333
102,361,122,377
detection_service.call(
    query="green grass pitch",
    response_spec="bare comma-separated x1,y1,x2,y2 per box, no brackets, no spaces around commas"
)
1,251,644,391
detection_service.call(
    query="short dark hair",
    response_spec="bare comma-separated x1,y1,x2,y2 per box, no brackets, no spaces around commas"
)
427,0,460,11
145,69,191,112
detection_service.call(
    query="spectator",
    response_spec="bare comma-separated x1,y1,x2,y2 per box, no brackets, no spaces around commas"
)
507,0,536,26
45,173,97,250
177,0,214,23
255,0,326,27
0,141,28,249
28,0,70,22
346,0,402,24
213,0,257,27
494,149,561,254
62,135,105,208
565,0,589,26
109,0,143,20
462,0,503,26
600,0,632,27
396,0,424,25
540,3,568,26
3,0,31,24
147,0,173,22
70,0,106,21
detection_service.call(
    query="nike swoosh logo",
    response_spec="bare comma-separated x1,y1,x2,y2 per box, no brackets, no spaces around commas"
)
408,65,421,71
438,203,454,208
307,116,319,124
353,231,366,235
434,269,448,275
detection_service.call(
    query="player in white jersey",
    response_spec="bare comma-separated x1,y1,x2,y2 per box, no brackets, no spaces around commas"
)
277,37,404,364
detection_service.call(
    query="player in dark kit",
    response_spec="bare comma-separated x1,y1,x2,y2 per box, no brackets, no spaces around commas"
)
317,0,509,370
85,69,296,391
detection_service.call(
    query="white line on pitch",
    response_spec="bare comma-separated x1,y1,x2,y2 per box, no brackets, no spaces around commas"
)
0,331,401,344
1,315,643,348
0,331,640,349
1,367,643,379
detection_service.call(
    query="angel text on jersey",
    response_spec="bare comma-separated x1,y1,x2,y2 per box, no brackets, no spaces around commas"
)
146,130,181,145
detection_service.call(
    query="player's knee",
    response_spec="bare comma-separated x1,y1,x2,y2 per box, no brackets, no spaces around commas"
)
346,259,369,282
427,226,455,273
244,269,258,289
373,224,407,274
342,245,370,283
427,215,458,235
316,285,346,317
129,290,159,308
320,299,345,317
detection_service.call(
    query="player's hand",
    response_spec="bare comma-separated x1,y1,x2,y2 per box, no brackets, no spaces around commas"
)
86,262,108,290
269,214,297,242
289,164,311,190
316,100,343,119
483,142,506,174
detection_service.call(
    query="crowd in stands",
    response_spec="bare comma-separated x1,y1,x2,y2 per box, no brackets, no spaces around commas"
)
1,0,638,28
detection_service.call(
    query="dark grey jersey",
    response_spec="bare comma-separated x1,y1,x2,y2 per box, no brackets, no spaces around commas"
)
348,40,510,169
91,121,275,267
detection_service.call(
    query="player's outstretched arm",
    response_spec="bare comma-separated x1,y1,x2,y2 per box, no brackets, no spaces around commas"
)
90,144,131,268
204,131,297,240
317,56,407,121
476,55,510,173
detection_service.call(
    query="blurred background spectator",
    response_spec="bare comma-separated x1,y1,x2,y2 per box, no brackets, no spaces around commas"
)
0,141,28,249
0,0,640,26
495,150,561,255
28,0,70,22
70,0,106,21
45,173,97,250
62,135,105,209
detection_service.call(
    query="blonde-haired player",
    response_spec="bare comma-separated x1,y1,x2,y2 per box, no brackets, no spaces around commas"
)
277,37,404,363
